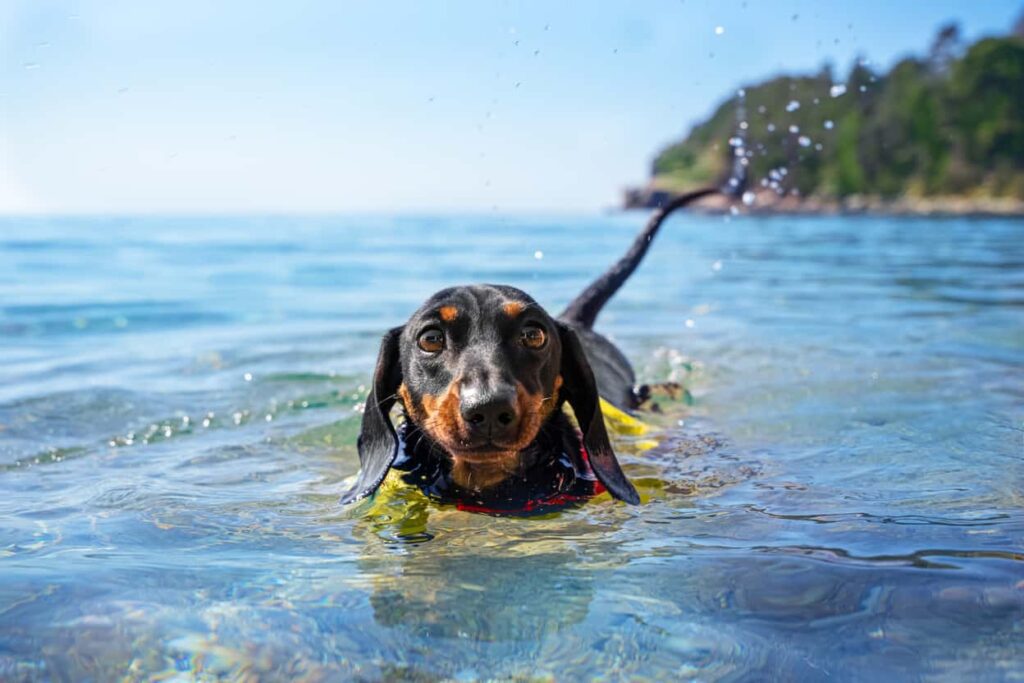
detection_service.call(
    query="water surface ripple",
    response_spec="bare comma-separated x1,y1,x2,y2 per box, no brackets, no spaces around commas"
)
1,214,1022,681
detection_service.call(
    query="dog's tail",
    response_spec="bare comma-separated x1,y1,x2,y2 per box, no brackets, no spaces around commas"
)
559,187,719,329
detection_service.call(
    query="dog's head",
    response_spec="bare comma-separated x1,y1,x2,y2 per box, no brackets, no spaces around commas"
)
341,284,639,505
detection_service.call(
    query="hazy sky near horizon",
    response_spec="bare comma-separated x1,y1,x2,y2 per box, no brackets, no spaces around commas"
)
2,1,1021,213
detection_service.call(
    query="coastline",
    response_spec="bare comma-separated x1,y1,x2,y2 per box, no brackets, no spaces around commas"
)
623,187,1024,218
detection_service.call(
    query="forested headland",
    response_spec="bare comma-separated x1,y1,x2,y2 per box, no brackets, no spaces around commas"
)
628,20,1024,215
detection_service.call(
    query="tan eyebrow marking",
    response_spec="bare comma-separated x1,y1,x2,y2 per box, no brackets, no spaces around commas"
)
502,301,525,317
439,306,459,322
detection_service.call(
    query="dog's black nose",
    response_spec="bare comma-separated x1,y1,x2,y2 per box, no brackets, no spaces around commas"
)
460,391,519,439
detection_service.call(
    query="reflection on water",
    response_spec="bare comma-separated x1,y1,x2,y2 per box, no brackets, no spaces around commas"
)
0,214,1022,680
367,551,593,641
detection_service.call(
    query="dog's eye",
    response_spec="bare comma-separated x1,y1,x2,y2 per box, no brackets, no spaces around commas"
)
520,325,547,349
417,329,445,353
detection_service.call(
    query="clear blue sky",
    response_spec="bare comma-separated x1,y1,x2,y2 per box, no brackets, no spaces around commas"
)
2,1,1020,213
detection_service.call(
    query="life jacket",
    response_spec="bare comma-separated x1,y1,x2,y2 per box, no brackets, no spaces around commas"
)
370,398,652,516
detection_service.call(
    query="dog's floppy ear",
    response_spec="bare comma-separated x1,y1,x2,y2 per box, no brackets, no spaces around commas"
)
556,322,640,505
341,326,403,504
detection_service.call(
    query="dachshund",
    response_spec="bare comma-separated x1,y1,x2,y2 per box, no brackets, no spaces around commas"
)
342,188,718,512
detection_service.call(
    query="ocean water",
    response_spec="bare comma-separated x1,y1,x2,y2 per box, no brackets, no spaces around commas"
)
0,212,1021,681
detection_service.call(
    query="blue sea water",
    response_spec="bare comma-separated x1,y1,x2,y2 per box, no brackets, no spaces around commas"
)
0,212,1021,681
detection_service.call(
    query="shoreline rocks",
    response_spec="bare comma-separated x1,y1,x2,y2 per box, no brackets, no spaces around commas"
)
622,186,1024,218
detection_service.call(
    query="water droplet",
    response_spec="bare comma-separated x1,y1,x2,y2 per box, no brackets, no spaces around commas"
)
243,372,253,382
824,119,834,130
798,135,811,147
533,250,544,260
729,206,739,216
786,100,800,112
739,121,748,130
830,84,847,98
714,26,725,35
767,123,776,132
789,124,799,134
712,260,723,271
742,191,756,206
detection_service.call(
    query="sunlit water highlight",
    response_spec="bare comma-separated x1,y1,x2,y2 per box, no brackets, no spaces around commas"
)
0,213,1022,680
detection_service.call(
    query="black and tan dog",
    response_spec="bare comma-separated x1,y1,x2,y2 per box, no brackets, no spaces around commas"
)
342,188,717,512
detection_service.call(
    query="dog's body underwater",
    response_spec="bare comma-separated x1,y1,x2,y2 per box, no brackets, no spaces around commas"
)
343,188,717,511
